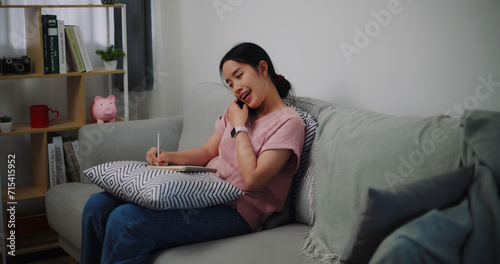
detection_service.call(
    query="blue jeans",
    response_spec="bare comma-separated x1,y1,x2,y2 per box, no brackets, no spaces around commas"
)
81,192,252,264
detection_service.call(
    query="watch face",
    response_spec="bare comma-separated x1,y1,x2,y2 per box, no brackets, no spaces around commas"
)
231,127,247,138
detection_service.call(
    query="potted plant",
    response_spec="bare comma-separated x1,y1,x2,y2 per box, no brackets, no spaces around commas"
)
0,115,13,133
95,45,126,70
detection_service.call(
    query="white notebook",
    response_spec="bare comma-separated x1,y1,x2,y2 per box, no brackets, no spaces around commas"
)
148,165,217,173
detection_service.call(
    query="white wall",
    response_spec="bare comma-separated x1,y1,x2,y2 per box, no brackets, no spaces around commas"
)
155,0,500,118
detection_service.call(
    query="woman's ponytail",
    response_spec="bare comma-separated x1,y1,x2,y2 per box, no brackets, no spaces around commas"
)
272,74,292,99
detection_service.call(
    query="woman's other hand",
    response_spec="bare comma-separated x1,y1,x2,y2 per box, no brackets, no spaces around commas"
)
146,147,167,166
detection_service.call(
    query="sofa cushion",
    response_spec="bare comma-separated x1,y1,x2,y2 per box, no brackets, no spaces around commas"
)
149,223,314,264
302,106,462,262
341,165,473,264
84,160,244,209
46,182,103,255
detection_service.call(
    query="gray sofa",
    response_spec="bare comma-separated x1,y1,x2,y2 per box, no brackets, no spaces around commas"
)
46,82,500,263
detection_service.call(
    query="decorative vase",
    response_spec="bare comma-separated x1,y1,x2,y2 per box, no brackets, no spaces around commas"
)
104,60,118,71
101,0,115,4
0,122,12,133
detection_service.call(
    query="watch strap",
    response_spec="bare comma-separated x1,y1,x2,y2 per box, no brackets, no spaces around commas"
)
231,126,248,138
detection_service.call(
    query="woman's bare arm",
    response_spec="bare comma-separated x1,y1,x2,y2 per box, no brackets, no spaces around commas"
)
146,131,221,166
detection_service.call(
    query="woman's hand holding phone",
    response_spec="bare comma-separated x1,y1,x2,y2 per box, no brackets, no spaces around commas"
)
229,100,249,127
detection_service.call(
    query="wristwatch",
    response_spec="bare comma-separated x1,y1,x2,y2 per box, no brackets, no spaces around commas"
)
231,126,248,138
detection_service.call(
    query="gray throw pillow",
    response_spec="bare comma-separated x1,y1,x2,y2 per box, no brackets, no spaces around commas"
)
341,165,474,264
369,198,472,264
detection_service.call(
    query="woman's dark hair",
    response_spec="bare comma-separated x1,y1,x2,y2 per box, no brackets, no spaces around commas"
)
219,42,293,100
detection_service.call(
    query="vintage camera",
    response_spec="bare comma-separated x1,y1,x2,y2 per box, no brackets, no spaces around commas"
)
1,56,31,75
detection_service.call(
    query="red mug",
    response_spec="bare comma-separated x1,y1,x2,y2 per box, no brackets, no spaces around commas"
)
30,105,60,128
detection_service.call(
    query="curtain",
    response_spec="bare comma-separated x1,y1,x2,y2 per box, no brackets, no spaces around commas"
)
114,0,154,91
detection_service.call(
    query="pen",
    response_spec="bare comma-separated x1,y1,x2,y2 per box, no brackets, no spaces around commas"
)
157,132,161,158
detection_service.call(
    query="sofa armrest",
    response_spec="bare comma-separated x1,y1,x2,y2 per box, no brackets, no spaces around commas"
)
78,116,183,183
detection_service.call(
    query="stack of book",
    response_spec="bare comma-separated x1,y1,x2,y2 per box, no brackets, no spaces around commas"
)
47,132,81,187
42,15,93,74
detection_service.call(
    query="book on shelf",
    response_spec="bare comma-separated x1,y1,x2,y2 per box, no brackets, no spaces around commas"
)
42,15,59,74
42,19,93,74
47,15,59,74
47,142,57,188
47,133,82,187
72,25,93,72
42,15,49,74
71,139,81,164
42,15,57,74
63,137,80,183
65,25,86,73
57,20,67,74
47,133,67,185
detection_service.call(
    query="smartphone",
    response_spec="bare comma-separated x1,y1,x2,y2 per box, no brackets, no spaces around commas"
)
237,100,257,116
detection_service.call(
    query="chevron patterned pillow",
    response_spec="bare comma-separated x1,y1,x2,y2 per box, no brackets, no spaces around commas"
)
84,160,245,209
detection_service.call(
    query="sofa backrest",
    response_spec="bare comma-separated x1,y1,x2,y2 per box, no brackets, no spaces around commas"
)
78,116,183,184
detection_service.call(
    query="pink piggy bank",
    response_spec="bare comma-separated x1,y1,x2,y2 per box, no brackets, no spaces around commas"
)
90,95,117,123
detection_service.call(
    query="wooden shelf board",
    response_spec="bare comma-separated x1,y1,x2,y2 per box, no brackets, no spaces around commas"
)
0,67,125,80
0,117,123,136
1,185,45,203
0,119,83,136
86,116,125,124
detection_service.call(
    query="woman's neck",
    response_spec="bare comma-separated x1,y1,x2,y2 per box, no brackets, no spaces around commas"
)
253,83,287,120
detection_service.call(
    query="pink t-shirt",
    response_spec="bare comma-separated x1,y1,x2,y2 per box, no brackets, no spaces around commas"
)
206,103,305,231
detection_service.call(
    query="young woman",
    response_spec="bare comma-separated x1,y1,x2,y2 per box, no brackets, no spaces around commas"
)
81,42,305,264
